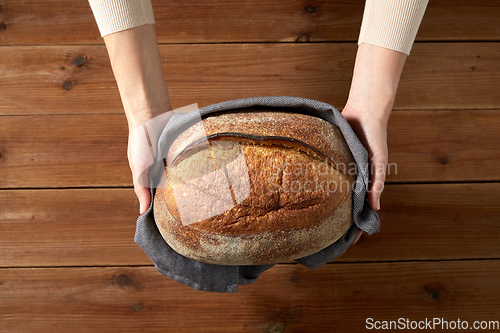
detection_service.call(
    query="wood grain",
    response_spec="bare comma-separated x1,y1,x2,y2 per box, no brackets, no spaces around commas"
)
0,43,499,115
1,261,499,331
387,109,500,183
0,189,148,267
0,1,498,330
343,183,500,262
1,183,499,267
0,114,130,188
1,110,499,189
0,46,122,115
0,0,499,45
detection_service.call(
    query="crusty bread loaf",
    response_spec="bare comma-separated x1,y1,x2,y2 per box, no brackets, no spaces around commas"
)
154,109,356,265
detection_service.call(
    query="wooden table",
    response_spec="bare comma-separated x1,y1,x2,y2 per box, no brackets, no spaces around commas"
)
1,0,499,331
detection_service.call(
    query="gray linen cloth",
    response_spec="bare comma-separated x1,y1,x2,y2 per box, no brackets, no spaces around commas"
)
135,96,380,292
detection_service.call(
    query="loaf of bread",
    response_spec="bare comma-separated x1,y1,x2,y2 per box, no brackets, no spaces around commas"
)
154,109,356,265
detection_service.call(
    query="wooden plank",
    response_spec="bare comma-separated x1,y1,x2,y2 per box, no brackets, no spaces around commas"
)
0,189,148,267
1,183,499,267
387,109,500,183
0,45,123,115
0,0,101,45
0,114,130,188
418,0,500,42
0,0,499,45
343,183,500,262
0,261,499,331
1,110,499,188
0,43,499,115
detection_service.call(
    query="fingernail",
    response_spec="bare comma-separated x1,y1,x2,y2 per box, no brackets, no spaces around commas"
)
140,202,144,214
376,199,381,211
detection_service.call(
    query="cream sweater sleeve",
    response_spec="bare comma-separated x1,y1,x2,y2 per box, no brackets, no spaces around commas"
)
358,0,429,55
88,0,427,54
88,0,155,37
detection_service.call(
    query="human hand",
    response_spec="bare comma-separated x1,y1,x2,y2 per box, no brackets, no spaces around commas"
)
102,24,172,214
342,102,388,244
341,43,407,243
127,109,173,214
342,104,388,212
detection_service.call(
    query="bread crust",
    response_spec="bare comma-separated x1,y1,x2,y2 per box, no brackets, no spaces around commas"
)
154,110,356,265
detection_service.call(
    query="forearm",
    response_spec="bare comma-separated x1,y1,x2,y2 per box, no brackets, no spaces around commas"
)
347,0,428,122
342,43,408,212
344,43,407,124
103,24,171,131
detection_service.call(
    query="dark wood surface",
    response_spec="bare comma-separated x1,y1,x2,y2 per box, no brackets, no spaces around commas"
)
1,262,499,332
1,0,499,331
1,43,499,115
1,110,499,189
0,0,499,45
1,183,499,267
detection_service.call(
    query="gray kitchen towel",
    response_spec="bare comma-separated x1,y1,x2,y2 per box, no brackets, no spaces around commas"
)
135,96,380,292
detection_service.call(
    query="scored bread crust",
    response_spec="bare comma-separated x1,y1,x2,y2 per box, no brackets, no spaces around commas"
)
154,110,356,265
165,108,354,169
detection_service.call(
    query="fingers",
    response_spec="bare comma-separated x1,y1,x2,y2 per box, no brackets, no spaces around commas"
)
125,109,177,215
343,108,388,212
128,159,151,214
353,229,363,244
128,124,155,214
135,184,151,215
133,167,151,214
369,152,387,211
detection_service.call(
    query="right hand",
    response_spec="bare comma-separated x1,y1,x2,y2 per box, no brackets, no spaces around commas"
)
342,104,389,245
127,109,173,214
342,104,388,213
340,43,407,243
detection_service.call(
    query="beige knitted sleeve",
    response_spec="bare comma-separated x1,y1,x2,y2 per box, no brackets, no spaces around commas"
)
358,0,429,55
88,0,155,37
